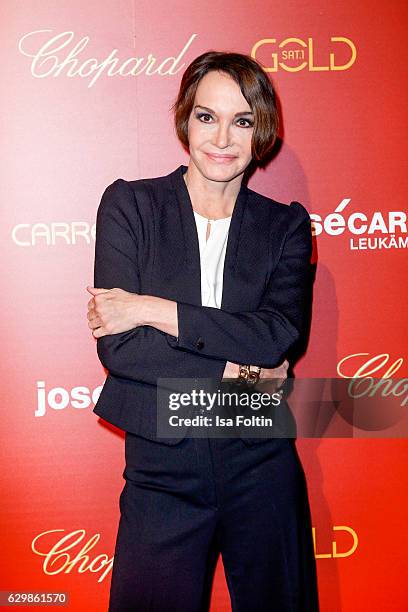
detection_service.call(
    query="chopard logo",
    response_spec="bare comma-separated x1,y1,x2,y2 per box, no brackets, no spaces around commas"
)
18,30,197,88
32,529,113,583
337,353,408,408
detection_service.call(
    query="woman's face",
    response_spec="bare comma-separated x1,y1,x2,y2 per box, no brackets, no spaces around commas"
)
187,70,254,184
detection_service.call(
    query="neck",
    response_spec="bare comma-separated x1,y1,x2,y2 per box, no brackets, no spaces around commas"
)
183,163,243,219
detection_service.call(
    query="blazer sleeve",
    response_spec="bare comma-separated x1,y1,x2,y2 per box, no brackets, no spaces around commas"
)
167,201,312,368
93,179,227,385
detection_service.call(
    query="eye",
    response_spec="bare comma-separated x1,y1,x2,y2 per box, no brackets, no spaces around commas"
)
236,117,254,128
196,112,213,123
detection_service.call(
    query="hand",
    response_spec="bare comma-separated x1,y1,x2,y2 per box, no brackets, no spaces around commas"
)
221,359,289,387
258,359,289,392
222,361,240,379
260,358,289,380
86,286,145,338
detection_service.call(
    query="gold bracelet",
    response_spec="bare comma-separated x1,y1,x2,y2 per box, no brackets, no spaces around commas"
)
238,364,262,386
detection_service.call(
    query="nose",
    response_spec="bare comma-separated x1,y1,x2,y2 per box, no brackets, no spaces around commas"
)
213,121,232,149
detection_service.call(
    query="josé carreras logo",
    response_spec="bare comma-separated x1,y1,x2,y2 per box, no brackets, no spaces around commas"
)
251,36,356,72
311,199,407,251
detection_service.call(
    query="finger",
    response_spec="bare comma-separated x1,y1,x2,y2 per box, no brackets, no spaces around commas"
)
92,327,106,338
87,285,110,295
87,314,101,326
87,306,100,318
88,319,100,330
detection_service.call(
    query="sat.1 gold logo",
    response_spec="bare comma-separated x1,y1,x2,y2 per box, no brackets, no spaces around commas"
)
251,37,356,72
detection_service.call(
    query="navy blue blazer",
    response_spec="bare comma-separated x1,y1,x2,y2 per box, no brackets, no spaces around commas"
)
92,164,312,445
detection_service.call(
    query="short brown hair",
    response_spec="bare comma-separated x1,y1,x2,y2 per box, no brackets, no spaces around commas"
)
170,51,279,162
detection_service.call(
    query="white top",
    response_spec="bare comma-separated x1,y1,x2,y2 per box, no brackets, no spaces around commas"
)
193,210,232,308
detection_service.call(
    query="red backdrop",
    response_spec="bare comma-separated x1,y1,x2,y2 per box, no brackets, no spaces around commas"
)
2,1,407,610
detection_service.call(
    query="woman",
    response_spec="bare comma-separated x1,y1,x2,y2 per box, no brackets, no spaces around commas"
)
87,51,319,612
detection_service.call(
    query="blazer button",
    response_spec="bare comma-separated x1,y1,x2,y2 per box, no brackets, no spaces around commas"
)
196,337,205,350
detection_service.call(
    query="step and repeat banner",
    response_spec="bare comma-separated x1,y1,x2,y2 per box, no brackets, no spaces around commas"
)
2,1,407,610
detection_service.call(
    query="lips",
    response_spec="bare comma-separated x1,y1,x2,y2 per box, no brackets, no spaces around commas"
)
206,153,237,162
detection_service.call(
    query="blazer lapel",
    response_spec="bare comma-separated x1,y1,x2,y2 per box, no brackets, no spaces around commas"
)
169,164,249,310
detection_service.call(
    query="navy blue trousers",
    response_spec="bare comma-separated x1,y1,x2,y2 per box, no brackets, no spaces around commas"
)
108,434,319,612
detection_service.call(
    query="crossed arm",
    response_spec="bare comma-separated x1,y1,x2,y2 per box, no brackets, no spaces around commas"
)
87,179,311,384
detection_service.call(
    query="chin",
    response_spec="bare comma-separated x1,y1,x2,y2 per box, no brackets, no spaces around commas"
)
198,155,246,181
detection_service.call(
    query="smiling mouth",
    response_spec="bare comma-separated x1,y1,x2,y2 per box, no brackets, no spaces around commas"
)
206,153,238,162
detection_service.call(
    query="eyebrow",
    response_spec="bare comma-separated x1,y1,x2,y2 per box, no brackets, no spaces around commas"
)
194,105,254,117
